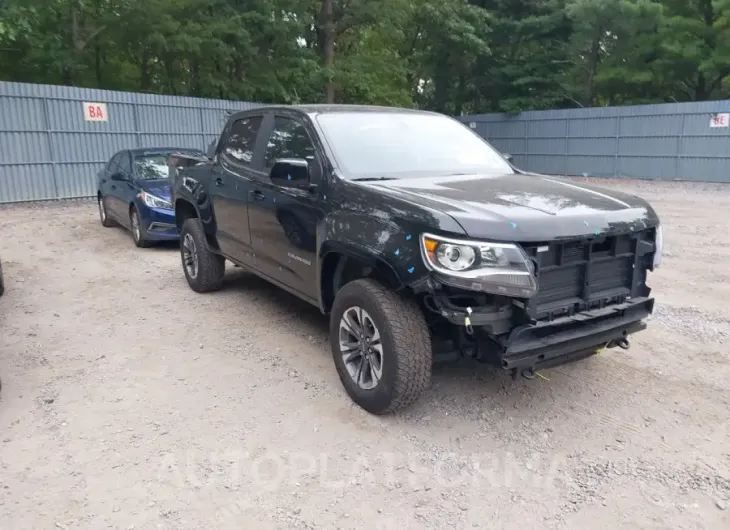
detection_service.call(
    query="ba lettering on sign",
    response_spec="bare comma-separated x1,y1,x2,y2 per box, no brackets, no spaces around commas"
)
709,113,729,128
83,102,108,122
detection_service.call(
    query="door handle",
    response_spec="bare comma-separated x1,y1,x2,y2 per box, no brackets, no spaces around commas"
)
214,177,224,187
250,190,265,201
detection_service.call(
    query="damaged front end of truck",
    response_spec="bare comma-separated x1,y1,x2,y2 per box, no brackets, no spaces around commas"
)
411,224,662,380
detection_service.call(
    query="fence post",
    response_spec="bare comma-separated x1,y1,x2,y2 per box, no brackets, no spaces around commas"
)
42,97,60,200
563,118,569,176
614,115,621,177
676,113,686,180
199,106,206,150
133,101,141,147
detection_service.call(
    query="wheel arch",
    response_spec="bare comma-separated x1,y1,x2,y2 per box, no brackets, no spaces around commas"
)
175,198,220,251
319,242,404,314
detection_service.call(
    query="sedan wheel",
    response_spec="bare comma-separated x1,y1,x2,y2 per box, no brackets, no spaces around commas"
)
129,207,151,248
98,196,114,227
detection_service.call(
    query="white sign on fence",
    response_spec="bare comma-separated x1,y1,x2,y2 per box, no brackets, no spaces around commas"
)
709,113,729,128
83,102,108,122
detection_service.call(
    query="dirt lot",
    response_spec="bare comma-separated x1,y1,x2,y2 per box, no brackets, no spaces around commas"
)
1,177,729,530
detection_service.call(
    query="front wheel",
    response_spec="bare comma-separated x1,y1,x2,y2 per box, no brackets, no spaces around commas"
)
98,195,115,227
130,206,152,248
330,278,432,415
179,218,225,293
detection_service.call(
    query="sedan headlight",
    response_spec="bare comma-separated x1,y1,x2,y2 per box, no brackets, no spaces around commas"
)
653,224,663,269
420,233,537,298
139,191,172,210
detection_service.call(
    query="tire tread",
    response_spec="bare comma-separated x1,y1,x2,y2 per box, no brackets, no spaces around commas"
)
332,278,431,414
181,218,225,292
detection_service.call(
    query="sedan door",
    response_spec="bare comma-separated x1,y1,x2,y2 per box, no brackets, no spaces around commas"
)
115,151,138,228
247,113,324,301
103,152,127,222
209,114,266,265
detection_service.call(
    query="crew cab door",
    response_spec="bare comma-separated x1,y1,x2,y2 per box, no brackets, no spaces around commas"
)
209,114,266,264
247,113,324,301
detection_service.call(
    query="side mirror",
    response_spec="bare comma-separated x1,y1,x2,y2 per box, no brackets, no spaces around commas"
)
206,140,217,159
110,172,127,181
502,153,514,163
270,158,310,188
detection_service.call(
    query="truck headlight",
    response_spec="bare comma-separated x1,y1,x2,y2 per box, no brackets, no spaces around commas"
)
420,233,538,298
653,224,663,269
139,191,172,210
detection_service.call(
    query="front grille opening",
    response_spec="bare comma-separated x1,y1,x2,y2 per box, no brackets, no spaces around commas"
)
521,231,648,321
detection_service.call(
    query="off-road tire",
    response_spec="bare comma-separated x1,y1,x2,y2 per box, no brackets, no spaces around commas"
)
330,278,432,414
130,206,152,248
180,218,225,293
98,195,115,227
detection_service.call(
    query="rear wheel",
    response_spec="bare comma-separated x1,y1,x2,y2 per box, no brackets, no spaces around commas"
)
98,195,114,227
130,206,152,248
330,278,432,414
180,218,225,292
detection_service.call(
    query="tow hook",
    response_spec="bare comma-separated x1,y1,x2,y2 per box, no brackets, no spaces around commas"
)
608,337,630,350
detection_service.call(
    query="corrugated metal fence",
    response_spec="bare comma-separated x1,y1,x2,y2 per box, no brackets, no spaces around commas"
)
0,81,258,203
458,101,730,183
2,81,730,203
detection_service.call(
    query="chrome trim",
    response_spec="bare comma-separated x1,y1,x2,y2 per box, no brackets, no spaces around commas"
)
148,222,175,231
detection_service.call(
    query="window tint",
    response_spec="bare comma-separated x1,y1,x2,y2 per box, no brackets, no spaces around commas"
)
264,117,316,170
223,116,263,165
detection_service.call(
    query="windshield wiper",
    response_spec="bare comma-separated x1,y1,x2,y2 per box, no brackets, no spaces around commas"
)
350,176,398,182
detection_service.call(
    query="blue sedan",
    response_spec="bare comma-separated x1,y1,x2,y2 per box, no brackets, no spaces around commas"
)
96,147,205,247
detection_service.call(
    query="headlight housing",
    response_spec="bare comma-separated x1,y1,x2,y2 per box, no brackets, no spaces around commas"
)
139,191,172,210
420,233,537,298
653,224,663,269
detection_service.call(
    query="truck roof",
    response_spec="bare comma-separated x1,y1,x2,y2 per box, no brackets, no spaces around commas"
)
236,104,436,117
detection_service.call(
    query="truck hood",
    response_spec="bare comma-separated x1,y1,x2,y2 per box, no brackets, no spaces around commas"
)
357,172,659,241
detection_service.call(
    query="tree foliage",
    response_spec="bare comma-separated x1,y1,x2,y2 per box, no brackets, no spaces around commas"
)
1,0,728,113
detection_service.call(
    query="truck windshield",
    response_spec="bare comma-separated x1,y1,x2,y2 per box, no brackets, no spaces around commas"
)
315,112,513,179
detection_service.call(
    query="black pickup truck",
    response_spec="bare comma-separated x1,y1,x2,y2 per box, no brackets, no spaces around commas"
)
169,105,662,415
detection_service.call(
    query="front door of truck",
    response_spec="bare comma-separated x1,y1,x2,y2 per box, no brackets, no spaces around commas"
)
209,114,265,264
247,113,323,301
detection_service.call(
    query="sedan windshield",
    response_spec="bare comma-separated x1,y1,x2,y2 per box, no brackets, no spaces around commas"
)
134,154,172,180
315,112,513,179
134,150,203,180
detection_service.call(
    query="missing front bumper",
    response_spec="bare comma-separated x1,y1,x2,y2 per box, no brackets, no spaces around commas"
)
499,296,654,371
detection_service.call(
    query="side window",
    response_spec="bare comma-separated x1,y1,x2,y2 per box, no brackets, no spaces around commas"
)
121,152,132,175
106,153,121,172
223,116,263,166
264,117,317,171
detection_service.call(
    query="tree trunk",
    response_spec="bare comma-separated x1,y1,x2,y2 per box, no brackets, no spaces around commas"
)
320,0,336,103
140,49,150,91
585,25,602,106
95,43,102,87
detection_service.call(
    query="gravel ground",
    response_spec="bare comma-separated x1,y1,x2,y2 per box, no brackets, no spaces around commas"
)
0,177,729,530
